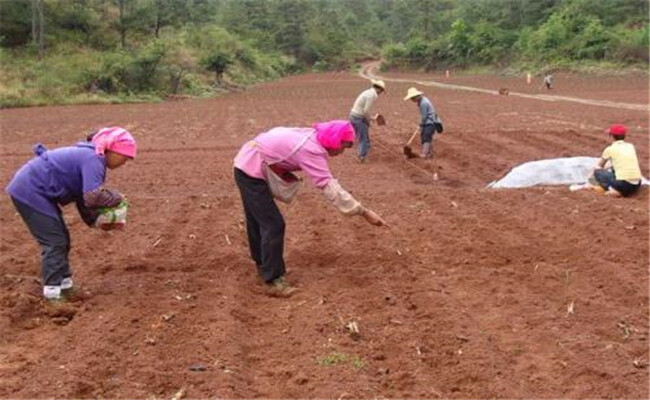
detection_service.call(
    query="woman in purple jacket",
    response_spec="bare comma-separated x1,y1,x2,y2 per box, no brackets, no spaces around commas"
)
6,127,137,301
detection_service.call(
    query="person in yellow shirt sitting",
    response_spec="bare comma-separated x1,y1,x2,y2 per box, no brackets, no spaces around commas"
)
592,124,642,197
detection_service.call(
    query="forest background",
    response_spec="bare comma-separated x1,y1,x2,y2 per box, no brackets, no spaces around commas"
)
1,0,648,108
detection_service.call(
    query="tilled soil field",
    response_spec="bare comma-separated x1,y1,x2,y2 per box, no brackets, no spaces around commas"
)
1,70,648,399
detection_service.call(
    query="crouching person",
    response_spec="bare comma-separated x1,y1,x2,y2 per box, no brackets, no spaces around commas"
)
6,127,137,301
234,120,387,295
592,124,642,197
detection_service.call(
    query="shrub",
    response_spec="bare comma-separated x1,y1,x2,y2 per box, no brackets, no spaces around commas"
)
201,51,232,83
405,37,430,64
381,42,407,69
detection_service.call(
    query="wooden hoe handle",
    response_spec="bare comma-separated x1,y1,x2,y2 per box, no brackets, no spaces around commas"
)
406,129,419,146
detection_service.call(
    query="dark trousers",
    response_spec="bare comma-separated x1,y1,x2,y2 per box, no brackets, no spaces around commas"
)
350,115,370,158
11,197,71,286
234,168,286,282
594,169,641,196
420,124,435,144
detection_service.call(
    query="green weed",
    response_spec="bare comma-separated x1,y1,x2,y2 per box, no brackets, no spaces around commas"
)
315,351,365,370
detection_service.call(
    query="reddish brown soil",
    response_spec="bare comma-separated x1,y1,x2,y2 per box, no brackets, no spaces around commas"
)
1,71,648,399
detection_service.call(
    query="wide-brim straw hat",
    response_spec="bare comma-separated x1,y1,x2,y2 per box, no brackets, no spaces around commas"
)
404,87,424,100
371,79,386,91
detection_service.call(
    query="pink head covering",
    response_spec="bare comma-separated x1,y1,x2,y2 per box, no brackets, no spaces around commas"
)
313,120,355,150
91,127,137,159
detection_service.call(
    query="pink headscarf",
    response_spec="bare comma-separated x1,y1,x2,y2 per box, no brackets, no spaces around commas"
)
91,127,137,159
313,120,355,150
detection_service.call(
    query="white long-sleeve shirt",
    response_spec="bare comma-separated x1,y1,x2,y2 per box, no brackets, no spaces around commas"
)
350,88,378,119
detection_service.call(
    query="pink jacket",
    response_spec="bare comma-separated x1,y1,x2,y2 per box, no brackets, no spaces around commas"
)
234,127,334,188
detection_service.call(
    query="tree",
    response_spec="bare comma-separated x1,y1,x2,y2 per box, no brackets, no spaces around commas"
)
573,17,610,59
448,19,472,64
0,0,32,47
166,45,195,94
387,0,418,42
151,0,181,38
271,0,311,62
117,0,127,48
32,0,45,58
412,0,436,40
202,51,232,84
303,3,353,67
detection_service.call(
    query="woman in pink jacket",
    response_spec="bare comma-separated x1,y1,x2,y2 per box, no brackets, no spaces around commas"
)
234,120,386,294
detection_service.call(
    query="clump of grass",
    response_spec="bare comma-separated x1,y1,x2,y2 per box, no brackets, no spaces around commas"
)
350,356,365,369
315,351,365,370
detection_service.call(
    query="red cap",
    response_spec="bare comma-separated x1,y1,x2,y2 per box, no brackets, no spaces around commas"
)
607,124,627,136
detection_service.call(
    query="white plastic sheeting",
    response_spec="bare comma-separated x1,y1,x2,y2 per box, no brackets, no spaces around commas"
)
487,157,600,188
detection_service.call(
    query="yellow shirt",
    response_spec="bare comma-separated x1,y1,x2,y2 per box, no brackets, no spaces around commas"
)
602,141,642,181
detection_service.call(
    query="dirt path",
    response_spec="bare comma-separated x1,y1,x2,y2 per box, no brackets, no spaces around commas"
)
361,61,649,112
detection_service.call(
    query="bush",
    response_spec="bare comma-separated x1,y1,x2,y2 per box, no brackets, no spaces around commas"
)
201,51,232,83
82,52,130,94
405,38,430,64
571,17,610,59
525,13,570,62
127,40,166,91
608,24,649,63
312,60,330,72
381,42,408,69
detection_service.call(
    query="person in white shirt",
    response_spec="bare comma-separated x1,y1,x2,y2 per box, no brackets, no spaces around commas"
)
541,72,553,90
349,79,385,163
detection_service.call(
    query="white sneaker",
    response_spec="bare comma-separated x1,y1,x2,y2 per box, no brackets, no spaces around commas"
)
61,277,73,290
43,285,62,300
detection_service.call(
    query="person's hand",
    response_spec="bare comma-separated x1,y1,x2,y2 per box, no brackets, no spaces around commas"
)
362,208,388,227
99,223,114,231
99,222,125,231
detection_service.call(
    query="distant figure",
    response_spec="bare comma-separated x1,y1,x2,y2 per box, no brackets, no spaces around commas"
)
542,73,553,90
591,124,642,197
349,79,385,163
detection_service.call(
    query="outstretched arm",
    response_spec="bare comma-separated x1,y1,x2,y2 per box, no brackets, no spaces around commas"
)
322,179,387,227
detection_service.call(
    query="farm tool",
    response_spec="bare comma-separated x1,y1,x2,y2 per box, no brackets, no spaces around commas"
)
403,128,419,158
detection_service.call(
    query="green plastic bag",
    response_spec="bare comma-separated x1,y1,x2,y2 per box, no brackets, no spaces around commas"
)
97,201,128,230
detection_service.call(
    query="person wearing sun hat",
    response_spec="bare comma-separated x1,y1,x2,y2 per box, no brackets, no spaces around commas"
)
349,79,386,163
591,124,642,197
6,127,136,301
234,120,387,295
404,87,441,159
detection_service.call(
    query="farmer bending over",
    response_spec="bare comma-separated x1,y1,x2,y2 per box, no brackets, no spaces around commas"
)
6,127,136,301
404,87,441,158
592,124,642,197
234,120,387,295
